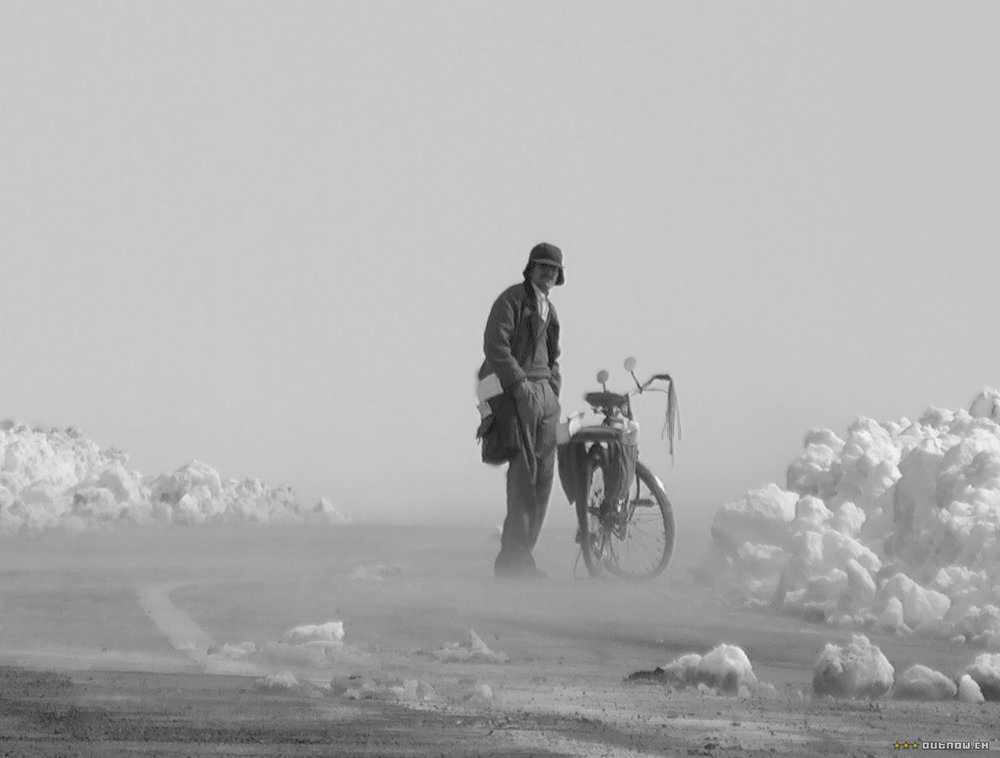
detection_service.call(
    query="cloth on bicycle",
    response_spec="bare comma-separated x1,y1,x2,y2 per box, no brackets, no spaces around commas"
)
605,434,639,503
557,432,638,506
557,440,589,506
661,378,682,462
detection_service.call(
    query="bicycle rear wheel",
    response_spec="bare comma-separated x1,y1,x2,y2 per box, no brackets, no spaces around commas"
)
606,461,674,580
576,449,674,581
576,446,610,578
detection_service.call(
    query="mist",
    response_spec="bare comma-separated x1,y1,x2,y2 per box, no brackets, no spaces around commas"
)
3,2,999,528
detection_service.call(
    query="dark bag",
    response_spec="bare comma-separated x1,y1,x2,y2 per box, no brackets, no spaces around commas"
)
557,440,589,505
557,431,637,506
605,435,639,502
476,393,520,465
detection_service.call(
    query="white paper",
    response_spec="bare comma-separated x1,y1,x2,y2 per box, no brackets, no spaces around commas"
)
476,373,503,403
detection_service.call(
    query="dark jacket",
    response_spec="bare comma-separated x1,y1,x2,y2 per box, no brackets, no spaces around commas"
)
478,281,561,396
475,281,561,466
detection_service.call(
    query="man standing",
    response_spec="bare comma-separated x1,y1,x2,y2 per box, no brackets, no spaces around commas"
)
479,243,564,578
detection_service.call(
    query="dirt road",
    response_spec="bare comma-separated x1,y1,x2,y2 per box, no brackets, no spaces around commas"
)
1,524,997,756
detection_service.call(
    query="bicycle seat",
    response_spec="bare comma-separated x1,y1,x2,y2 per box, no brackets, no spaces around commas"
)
568,425,622,444
585,391,628,410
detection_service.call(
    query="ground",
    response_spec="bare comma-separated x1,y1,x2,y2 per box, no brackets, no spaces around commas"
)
0,522,997,757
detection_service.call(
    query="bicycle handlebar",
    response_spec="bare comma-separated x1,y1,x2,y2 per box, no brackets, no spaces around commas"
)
625,373,672,397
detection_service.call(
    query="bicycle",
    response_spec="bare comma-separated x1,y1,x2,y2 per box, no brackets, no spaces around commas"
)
558,358,679,581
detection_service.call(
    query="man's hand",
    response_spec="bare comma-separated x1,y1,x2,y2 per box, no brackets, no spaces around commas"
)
512,379,539,418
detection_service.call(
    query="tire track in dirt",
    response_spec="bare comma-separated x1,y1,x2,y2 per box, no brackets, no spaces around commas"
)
136,583,261,676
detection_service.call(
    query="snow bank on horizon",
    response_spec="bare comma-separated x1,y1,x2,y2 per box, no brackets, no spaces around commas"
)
0,419,350,533
699,388,1000,647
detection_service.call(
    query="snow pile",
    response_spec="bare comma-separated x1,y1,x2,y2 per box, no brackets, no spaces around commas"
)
700,389,1000,646
628,643,760,696
0,420,350,533
893,664,957,701
432,629,508,664
812,634,893,699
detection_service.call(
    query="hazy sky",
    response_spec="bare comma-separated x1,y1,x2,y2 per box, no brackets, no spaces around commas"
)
2,2,998,527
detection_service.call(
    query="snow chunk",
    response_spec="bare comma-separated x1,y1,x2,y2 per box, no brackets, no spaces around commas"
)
255,621,348,668
710,484,798,553
257,671,299,690
837,418,902,504
876,597,910,634
812,634,893,699
282,622,345,648
433,629,508,663
467,682,494,701
969,389,1000,423
786,429,844,499
962,653,1000,701
629,643,759,696
958,674,986,704
207,641,257,660
894,664,957,700
873,574,950,630
389,679,438,702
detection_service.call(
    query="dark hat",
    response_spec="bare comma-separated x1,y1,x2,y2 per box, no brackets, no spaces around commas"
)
522,242,565,286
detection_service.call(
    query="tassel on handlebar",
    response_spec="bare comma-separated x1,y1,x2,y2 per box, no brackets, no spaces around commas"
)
660,379,681,464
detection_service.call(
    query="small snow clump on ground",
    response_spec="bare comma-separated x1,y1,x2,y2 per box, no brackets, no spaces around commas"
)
433,629,508,663
256,671,299,690
893,664,957,701
812,634,893,699
628,643,760,696
958,674,986,704
962,652,1000,701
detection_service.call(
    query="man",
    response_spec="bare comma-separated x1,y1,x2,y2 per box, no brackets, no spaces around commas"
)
478,243,564,579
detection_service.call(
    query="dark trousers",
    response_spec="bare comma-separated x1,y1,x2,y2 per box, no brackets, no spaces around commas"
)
495,379,560,574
